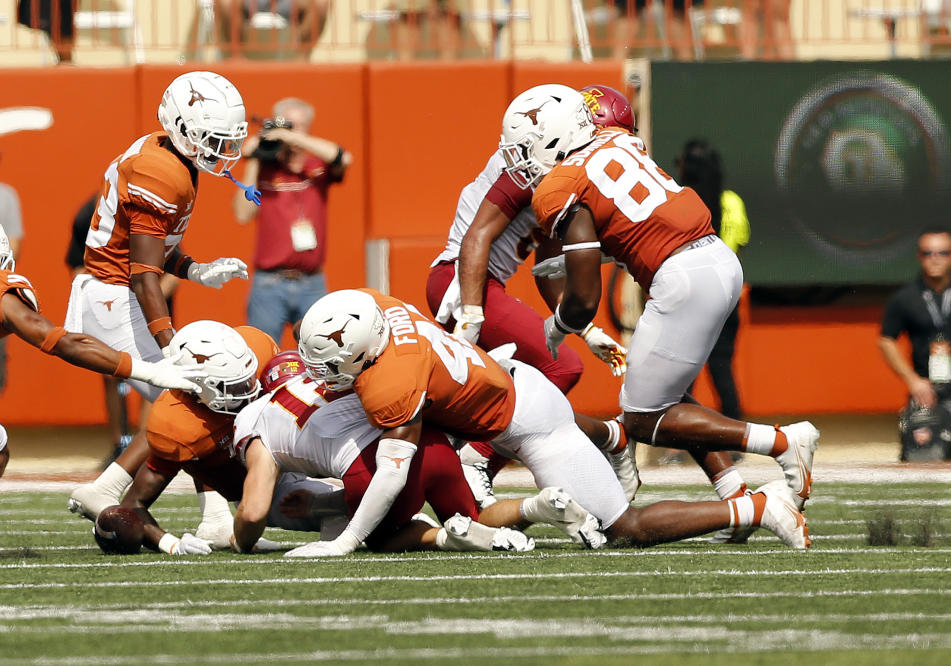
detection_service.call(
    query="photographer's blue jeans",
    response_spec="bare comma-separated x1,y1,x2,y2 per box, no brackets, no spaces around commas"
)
247,270,327,345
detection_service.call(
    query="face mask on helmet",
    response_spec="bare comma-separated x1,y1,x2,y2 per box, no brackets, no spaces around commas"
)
0,226,14,272
169,320,260,415
297,290,390,391
499,84,597,190
157,71,248,177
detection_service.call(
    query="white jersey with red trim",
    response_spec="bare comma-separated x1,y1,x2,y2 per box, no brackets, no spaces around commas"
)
233,375,380,479
432,149,541,283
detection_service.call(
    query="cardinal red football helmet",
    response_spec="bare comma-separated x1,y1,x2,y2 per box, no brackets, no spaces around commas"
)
579,85,635,133
261,350,306,393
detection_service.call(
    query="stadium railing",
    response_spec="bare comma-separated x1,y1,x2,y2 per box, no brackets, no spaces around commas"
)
0,1,949,66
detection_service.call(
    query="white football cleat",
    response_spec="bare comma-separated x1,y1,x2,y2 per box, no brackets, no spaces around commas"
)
438,514,534,552
608,445,640,503
492,527,535,552
459,444,497,509
194,520,235,550
708,524,758,544
67,483,118,522
523,487,606,549
755,480,810,549
775,421,820,509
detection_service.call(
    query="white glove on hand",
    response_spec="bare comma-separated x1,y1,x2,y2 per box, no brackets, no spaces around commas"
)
129,353,206,392
161,532,213,555
187,257,249,289
532,253,618,280
543,315,568,360
580,324,627,376
452,305,485,345
532,255,566,280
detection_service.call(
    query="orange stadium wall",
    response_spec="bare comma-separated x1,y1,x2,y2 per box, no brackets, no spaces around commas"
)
0,62,908,425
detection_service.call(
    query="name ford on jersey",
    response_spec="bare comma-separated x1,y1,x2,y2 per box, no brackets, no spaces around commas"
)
384,306,418,346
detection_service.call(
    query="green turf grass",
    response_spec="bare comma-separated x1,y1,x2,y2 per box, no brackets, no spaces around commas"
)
0,482,949,665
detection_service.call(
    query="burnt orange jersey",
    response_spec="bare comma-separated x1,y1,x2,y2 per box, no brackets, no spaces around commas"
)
533,129,714,290
84,132,197,286
0,269,39,340
355,289,516,441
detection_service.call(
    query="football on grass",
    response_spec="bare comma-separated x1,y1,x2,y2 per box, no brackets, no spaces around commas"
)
94,505,145,555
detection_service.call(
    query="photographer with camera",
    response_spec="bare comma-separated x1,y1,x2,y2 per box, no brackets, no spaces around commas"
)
880,227,951,461
233,97,351,345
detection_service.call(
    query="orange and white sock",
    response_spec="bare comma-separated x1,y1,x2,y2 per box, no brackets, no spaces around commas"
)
742,423,788,457
728,492,767,527
712,467,748,500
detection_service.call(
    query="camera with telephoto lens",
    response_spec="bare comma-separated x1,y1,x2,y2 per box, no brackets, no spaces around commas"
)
252,116,294,162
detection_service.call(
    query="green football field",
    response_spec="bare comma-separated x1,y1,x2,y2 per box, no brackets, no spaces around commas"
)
1,479,949,665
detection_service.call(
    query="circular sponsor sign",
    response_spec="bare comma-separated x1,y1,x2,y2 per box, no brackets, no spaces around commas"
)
775,72,950,266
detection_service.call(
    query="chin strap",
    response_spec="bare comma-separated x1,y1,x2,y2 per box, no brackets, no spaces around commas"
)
223,170,262,206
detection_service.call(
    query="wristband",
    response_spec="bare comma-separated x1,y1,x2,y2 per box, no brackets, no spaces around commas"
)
553,306,586,335
461,304,484,318
329,146,345,168
0,424,8,453
158,533,180,554
40,326,68,354
147,317,174,336
113,352,133,378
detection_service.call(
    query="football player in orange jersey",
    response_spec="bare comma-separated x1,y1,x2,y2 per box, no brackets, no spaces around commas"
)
506,84,819,541
0,227,203,479
109,323,347,555
295,289,811,553
66,71,259,524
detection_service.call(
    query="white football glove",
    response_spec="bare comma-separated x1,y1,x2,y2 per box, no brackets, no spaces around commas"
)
543,315,568,360
532,253,618,280
580,324,627,377
452,305,485,345
129,353,205,392
532,255,566,280
284,538,351,558
252,537,284,553
160,532,213,555
187,257,249,289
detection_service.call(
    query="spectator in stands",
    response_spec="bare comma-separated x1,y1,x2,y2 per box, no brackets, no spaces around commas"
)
390,0,461,60
17,0,74,64
880,227,951,461
0,170,24,394
214,0,330,60
609,1,701,61
676,139,749,422
233,97,351,346
740,0,794,60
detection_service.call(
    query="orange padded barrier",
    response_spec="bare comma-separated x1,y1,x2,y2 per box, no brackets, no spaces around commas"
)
0,61,907,425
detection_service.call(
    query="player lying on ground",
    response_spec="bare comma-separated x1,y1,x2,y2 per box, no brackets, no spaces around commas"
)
296,289,811,552
114,323,346,555
0,226,203,479
232,356,609,556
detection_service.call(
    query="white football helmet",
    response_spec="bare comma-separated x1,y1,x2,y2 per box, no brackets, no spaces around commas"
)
499,84,597,189
0,225,14,271
298,290,390,391
157,71,248,177
168,320,260,414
